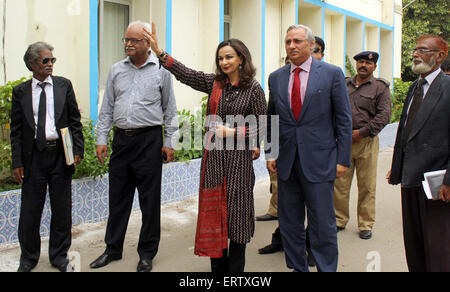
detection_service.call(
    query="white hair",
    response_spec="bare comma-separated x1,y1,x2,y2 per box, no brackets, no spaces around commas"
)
286,24,315,43
128,20,151,32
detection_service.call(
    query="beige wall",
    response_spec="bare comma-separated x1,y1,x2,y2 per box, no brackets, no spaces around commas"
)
324,13,345,70
265,0,282,92
393,0,402,78
326,0,383,24
0,0,402,117
230,0,262,86
171,0,220,112
1,0,90,117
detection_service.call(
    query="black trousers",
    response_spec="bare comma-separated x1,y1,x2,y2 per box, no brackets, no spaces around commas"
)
210,241,247,272
105,127,163,261
19,143,72,267
401,187,450,272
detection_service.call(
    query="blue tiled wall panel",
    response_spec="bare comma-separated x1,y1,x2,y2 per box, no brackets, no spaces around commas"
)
0,156,270,245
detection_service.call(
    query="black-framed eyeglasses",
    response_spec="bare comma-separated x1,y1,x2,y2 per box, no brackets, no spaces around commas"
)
312,47,321,54
122,38,146,44
410,48,440,55
42,58,57,65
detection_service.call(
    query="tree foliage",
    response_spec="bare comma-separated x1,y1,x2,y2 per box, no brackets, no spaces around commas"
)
402,0,449,81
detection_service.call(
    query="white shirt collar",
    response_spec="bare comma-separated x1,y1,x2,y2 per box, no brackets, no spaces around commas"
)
422,68,441,86
32,75,53,88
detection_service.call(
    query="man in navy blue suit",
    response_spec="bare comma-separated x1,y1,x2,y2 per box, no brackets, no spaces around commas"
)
266,24,352,272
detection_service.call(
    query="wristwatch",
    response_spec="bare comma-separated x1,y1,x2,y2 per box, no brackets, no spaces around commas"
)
158,50,167,59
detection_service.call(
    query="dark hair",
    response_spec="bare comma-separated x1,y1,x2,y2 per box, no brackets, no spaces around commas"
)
215,39,256,89
314,36,325,53
441,59,450,72
24,42,54,71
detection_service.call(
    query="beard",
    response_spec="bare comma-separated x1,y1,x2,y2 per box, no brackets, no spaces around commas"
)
412,55,436,75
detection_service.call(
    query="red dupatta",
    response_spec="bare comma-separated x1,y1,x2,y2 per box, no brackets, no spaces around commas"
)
194,80,228,258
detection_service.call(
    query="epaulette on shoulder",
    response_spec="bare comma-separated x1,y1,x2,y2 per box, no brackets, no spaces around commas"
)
376,78,390,87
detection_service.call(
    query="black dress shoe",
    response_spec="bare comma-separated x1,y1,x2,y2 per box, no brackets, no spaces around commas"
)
89,252,122,269
53,262,74,272
359,230,372,240
256,214,278,221
17,263,36,273
137,259,153,272
307,253,316,267
258,244,283,254
336,226,345,232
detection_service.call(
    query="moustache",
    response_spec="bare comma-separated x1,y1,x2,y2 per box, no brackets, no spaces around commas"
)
358,67,367,71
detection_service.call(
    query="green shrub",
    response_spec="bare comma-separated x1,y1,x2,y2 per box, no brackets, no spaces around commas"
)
72,119,112,180
391,78,412,123
345,55,356,77
0,95,209,192
0,141,11,173
173,96,208,162
0,77,30,127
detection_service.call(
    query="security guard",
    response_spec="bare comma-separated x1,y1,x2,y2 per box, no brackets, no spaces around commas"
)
334,51,391,240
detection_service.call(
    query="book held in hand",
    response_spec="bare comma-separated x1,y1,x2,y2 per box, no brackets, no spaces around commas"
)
422,170,446,200
60,127,74,165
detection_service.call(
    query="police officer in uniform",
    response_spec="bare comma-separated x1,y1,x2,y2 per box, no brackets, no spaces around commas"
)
334,51,391,240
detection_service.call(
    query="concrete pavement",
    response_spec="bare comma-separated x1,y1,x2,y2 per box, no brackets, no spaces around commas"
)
0,147,408,272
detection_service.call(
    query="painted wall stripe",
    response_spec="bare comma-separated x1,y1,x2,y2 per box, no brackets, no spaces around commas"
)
302,0,393,31
89,0,99,122
261,0,266,91
219,0,224,42
166,0,173,54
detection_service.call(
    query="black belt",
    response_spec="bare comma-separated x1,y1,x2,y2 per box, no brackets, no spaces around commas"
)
117,127,153,137
45,140,58,147
34,140,58,148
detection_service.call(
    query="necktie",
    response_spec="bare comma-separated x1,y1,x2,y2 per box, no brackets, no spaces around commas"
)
36,82,47,151
291,67,302,121
401,78,427,149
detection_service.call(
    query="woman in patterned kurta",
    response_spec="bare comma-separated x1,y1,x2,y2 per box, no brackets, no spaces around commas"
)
146,25,267,272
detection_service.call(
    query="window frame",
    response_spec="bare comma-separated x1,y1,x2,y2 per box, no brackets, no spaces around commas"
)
98,0,132,88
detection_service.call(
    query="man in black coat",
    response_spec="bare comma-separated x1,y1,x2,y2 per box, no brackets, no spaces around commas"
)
10,42,84,272
387,35,450,272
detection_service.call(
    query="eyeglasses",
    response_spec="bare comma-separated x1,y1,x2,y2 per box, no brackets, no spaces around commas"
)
122,38,146,44
312,47,321,54
410,48,440,55
42,58,57,65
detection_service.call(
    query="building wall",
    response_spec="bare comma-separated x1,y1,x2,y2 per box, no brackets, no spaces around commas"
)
0,0,91,117
0,0,402,121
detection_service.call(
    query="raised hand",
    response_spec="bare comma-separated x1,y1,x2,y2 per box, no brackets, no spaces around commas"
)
143,22,163,56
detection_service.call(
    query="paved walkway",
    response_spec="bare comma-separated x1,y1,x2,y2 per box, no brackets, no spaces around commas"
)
0,146,408,272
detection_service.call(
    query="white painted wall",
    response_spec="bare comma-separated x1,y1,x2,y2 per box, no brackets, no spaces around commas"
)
326,14,345,70
265,0,282,93
298,6,322,37
230,0,262,85
393,0,402,78
346,18,364,76
0,0,402,116
1,0,90,117
172,0,217,112
326,0,383,24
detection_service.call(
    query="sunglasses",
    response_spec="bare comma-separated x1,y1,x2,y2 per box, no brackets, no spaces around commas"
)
42,57,57,65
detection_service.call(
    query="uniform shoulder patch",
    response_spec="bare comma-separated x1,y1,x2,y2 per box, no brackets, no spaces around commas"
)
376,78,390,87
